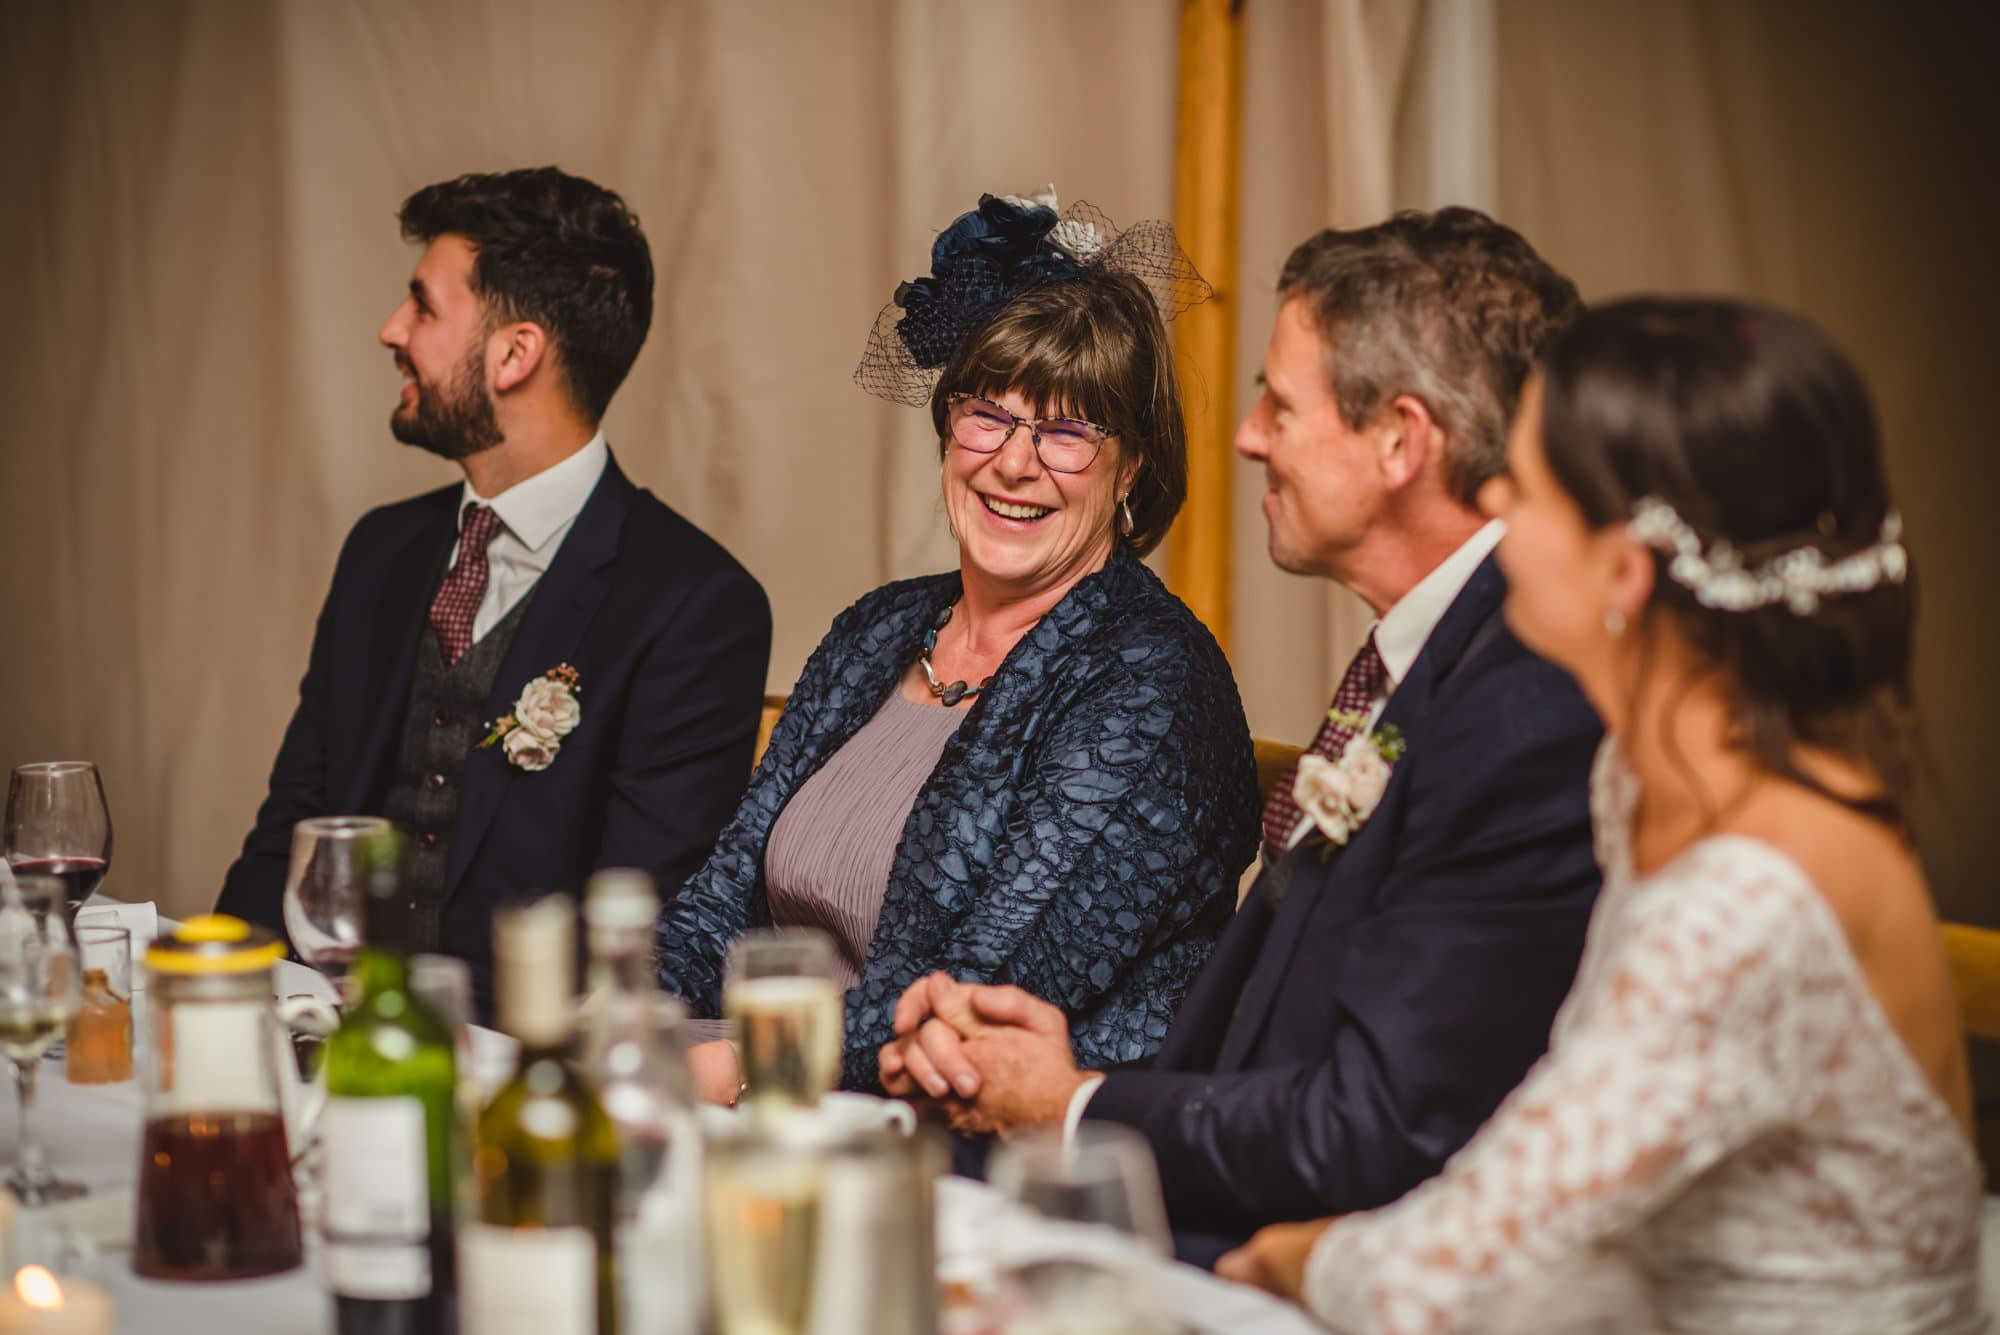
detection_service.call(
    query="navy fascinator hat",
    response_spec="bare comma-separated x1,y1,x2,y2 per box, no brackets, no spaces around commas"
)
854,186,1213,407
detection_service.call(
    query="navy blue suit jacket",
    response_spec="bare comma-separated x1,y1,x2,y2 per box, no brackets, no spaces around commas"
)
218,453,771,1008
1086,555,1603,1262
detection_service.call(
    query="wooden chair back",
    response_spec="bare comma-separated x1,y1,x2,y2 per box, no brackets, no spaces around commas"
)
1253,738,1305,803
1944,922,2000,1042
755,693,786,767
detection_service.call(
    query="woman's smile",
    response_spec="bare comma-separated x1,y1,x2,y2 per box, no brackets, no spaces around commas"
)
978,491,1055,524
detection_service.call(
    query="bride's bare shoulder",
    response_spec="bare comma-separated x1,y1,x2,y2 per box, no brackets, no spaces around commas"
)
1737,782,1972,1130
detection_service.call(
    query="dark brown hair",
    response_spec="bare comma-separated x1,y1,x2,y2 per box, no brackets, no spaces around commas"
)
1539,297,1918,832
1279,207,1581,505
927,270,1186,557
399,167,653,422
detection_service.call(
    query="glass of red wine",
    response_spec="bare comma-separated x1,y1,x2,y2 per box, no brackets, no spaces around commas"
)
4,761,113,917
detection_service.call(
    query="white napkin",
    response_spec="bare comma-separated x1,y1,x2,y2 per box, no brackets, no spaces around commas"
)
75,900,159,950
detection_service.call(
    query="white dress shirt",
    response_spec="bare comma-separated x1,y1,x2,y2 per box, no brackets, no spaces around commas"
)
452,431,609,643
1063,519,1509,1138
1277,517,1507,853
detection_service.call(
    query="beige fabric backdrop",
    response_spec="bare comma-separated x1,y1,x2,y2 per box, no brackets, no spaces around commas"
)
2,0,1994,923
1490,0,2000,922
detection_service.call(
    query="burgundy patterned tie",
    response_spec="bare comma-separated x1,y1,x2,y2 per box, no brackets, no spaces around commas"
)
428,504,504,668
1260,632,1389,859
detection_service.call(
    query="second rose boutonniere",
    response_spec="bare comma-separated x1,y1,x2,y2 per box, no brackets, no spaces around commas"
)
1293,711,1407,851
478,664,582,772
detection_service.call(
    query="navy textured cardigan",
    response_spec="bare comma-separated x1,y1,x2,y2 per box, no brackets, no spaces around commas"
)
655,548,1260,1091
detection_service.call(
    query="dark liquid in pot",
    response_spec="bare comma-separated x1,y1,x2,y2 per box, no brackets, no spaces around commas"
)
133,1112,304,1281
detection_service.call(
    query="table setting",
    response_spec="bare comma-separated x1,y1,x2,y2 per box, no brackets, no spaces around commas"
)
0,763,1321,1334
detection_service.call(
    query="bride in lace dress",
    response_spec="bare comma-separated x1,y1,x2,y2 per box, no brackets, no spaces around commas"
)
1219,298,1983,1333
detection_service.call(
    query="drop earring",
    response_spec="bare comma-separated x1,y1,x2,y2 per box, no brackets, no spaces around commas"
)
1604,608,1626,637
1118,495,1135,538
942,455,958,545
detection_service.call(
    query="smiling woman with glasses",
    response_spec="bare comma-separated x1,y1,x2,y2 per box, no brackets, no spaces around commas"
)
655,189,1260,1106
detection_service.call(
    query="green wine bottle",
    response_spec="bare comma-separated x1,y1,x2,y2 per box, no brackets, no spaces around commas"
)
321,840,459,1335
463,895,620,1335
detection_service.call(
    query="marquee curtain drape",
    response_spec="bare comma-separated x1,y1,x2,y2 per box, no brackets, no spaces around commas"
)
2,0,1993,925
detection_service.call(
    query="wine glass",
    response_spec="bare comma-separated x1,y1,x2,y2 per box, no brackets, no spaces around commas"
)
4,762,113,918
408,952,480,1136
723,929,843,1116
987,1124,1174,1332
282,816,394,1001
0,875,87,1202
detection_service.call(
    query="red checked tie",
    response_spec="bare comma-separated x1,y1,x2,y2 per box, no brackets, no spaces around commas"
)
428,504,504,668
1260,632,1389,859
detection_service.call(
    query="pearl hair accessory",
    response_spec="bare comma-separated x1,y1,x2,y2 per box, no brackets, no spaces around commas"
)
1627,497,1908,616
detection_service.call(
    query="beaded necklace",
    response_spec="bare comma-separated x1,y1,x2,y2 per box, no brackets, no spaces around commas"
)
916,604,993,707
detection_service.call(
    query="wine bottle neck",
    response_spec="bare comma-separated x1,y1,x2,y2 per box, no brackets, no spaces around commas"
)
493,895,578,1047
350,946,412,999
586,927,654,998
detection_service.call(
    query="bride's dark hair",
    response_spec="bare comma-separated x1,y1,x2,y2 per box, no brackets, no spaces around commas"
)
1538,298,1919,833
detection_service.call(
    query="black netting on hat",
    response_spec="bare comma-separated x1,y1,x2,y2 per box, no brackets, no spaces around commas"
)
854,197,1214,408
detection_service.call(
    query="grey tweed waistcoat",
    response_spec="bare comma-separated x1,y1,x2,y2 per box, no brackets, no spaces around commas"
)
381,592,534,948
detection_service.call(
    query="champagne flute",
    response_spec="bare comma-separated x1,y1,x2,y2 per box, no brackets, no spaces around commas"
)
0,875,86,1202
704,1119,825,1335
4,762,113,917
987,1124,1175,1334
282,816,394,1001
723,929,842,1116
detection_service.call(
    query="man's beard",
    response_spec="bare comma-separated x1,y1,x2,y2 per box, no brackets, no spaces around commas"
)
391,339,503,460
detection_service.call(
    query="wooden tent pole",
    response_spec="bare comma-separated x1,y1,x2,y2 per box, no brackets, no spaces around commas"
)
1168,0,1244,653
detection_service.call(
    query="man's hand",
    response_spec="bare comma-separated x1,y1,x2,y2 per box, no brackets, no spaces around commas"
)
877,977,1093,1137
1215,1219,1337,1304
687,1038,743,1106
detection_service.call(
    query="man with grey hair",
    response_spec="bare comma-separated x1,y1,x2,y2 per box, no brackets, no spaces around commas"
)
880,208,1605,1265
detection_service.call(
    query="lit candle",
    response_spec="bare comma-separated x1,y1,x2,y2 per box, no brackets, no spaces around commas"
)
0,1267,115,1335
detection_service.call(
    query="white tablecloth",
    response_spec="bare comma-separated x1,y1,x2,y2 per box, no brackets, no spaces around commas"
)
1,956,1320,1334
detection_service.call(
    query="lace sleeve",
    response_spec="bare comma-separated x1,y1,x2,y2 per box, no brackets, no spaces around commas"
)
1300,841,1829,1333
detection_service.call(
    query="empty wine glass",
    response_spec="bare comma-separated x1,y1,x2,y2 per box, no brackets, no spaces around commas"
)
987,1124,1175,1333
0,875,86,1202
283,817,395,1001
408,953,478,1115
408,952,479,1229
4,762,113,918
988,1123,1170,1252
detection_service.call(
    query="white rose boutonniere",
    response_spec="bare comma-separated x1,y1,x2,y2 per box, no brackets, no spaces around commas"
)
516,674,582,739
478,664,582,772
502,726,559,772
1293,712,1407,851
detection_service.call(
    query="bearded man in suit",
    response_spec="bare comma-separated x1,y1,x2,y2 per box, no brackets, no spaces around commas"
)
881,208,1602,1266
219,167,770,1008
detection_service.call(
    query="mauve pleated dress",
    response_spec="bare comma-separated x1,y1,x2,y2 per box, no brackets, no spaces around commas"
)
761,689,969,987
